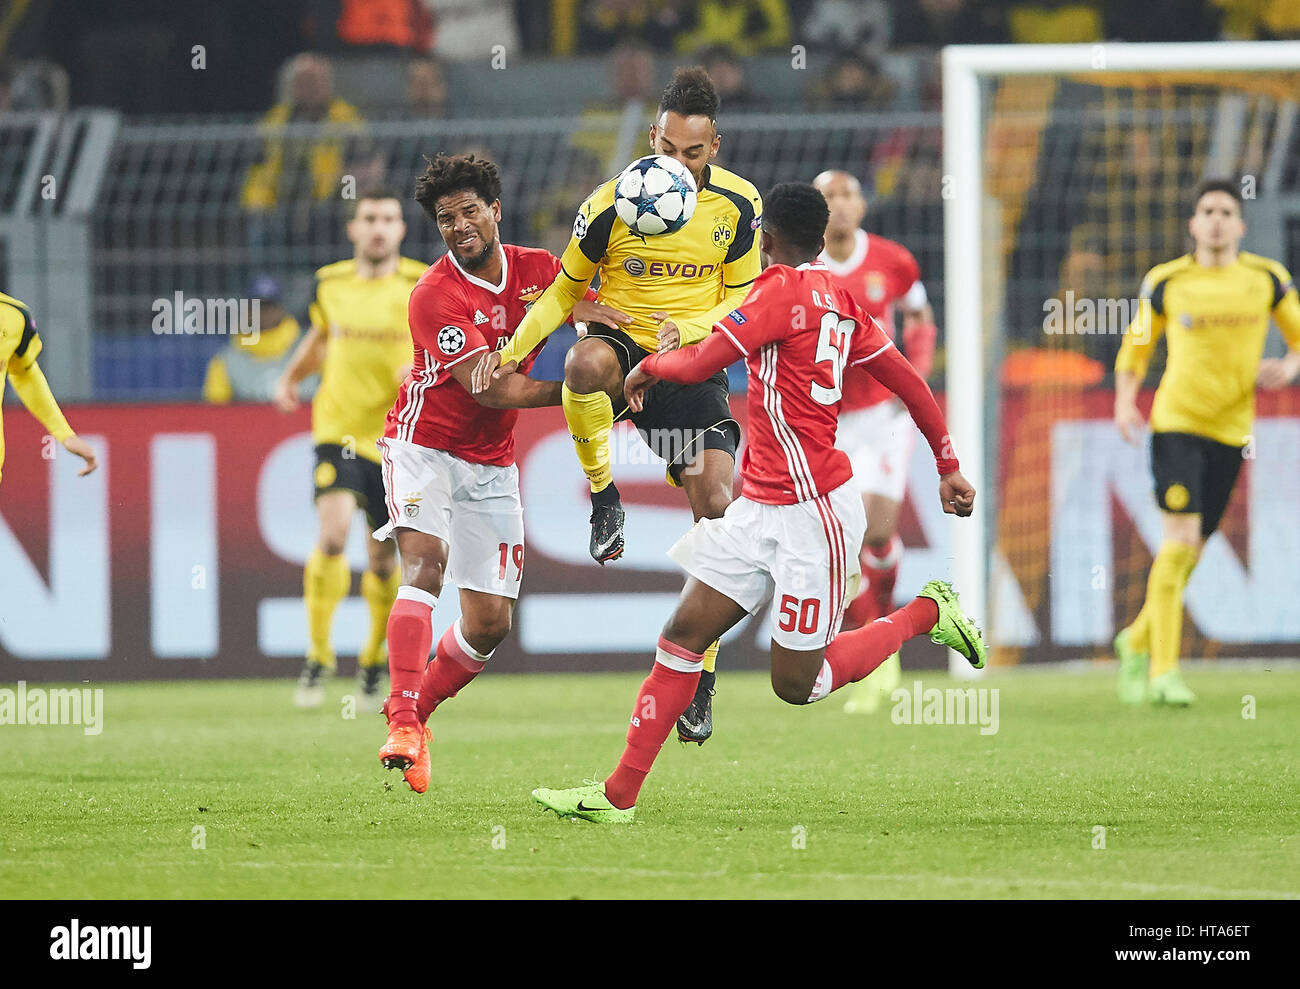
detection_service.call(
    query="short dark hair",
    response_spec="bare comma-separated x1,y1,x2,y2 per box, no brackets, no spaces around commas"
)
414,153,501,220
762,182,830,256
659,66,719,121
1192,177,1243,214
348,186,402,218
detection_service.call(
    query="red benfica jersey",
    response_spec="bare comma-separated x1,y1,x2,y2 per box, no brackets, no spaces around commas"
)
713,261,894,505
819,229,925,411
385,244,558,466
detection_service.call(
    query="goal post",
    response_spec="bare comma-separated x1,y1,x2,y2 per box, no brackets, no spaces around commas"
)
941,41,1300,676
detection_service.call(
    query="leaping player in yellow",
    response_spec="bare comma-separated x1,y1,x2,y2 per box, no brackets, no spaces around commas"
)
1114,178,1300,706
274,189,427,709
470,67,763,745
0,292,97,486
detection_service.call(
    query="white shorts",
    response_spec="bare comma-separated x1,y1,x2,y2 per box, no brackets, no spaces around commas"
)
374,437,525,600
836,400,916,502
667,481,867,651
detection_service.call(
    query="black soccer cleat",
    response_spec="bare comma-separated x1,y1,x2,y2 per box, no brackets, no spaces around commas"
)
360,664,383,698
676,673,715,745
293,659,326,710
588,487,626,565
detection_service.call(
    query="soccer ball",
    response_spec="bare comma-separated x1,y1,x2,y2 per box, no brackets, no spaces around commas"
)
613,155,698,236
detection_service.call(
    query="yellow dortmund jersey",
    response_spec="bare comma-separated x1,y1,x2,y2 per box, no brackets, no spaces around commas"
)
309,257,427,463
497,163,763,364
1116,251,1300,446
1,292,74,485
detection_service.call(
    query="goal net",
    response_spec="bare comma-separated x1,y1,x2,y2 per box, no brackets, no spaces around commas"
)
943,42,1300,671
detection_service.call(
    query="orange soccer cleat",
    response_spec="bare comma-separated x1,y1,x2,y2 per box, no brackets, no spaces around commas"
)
378,723,423,772
402,724,433,793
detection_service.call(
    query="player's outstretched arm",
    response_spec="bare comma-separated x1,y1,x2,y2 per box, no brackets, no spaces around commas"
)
939,470,975,517
450,358,560,410
1257,351,1300,388
1113,369,1146,443
857,343,972,513
274,325,326,411
1260,274,1300,388
636,331,738,387
1112,271,1165,439
7,359,97,476
470,285,605,392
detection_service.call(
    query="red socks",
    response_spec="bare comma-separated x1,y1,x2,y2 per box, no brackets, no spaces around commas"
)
385,586,436,726
844,536,902,631
416,620,490,723
816,596,938,700
604,637,702,809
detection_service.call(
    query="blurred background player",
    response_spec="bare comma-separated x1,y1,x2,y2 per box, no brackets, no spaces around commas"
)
1113,178,1300,707
532,182,981,824
374,153,615,792
472,66,763,745
0,292,98,486
812,169,938,713
273,190,426,709
202,274,312,404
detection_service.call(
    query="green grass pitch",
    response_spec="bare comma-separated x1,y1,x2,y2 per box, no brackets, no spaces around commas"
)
2,668,1296,899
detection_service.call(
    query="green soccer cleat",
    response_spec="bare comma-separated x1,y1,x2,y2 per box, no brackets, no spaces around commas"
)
532,781,635,824
1148,670,1196,706
1114,627,1149,705
843,651,901,714
917,580,986,669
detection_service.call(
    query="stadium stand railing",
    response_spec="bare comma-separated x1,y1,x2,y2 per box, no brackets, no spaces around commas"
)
3,110,944,399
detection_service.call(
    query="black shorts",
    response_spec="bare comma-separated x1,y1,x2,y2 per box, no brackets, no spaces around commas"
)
1149,431,1244,537
586,323,740,485
313,443,388,530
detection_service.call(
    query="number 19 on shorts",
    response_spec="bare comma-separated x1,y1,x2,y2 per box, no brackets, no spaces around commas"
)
497,542,524,582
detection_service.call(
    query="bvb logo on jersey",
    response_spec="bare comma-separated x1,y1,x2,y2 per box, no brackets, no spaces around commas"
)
711,219,733,249
314,462,337,488
1164,483,1190,511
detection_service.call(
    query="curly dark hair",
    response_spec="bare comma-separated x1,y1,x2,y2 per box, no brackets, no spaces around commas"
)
762,182,830,256
414,153,502,220
659,66,719,121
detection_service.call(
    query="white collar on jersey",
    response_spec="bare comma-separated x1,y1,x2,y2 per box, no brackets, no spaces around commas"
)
796,259,829,271
447,240,508,294
818,228,868,277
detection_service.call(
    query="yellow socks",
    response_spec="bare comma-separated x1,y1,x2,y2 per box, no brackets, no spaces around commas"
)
1142,541,1199,679
304,547,351,669
562,384,615,493
701,639,719,674
359,568,401,668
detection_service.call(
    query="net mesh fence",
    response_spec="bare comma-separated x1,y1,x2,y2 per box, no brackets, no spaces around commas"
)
86,110,945,396
983,72,1300,665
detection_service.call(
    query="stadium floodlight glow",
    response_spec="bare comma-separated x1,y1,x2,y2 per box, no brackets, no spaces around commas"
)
941,40,1300,677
